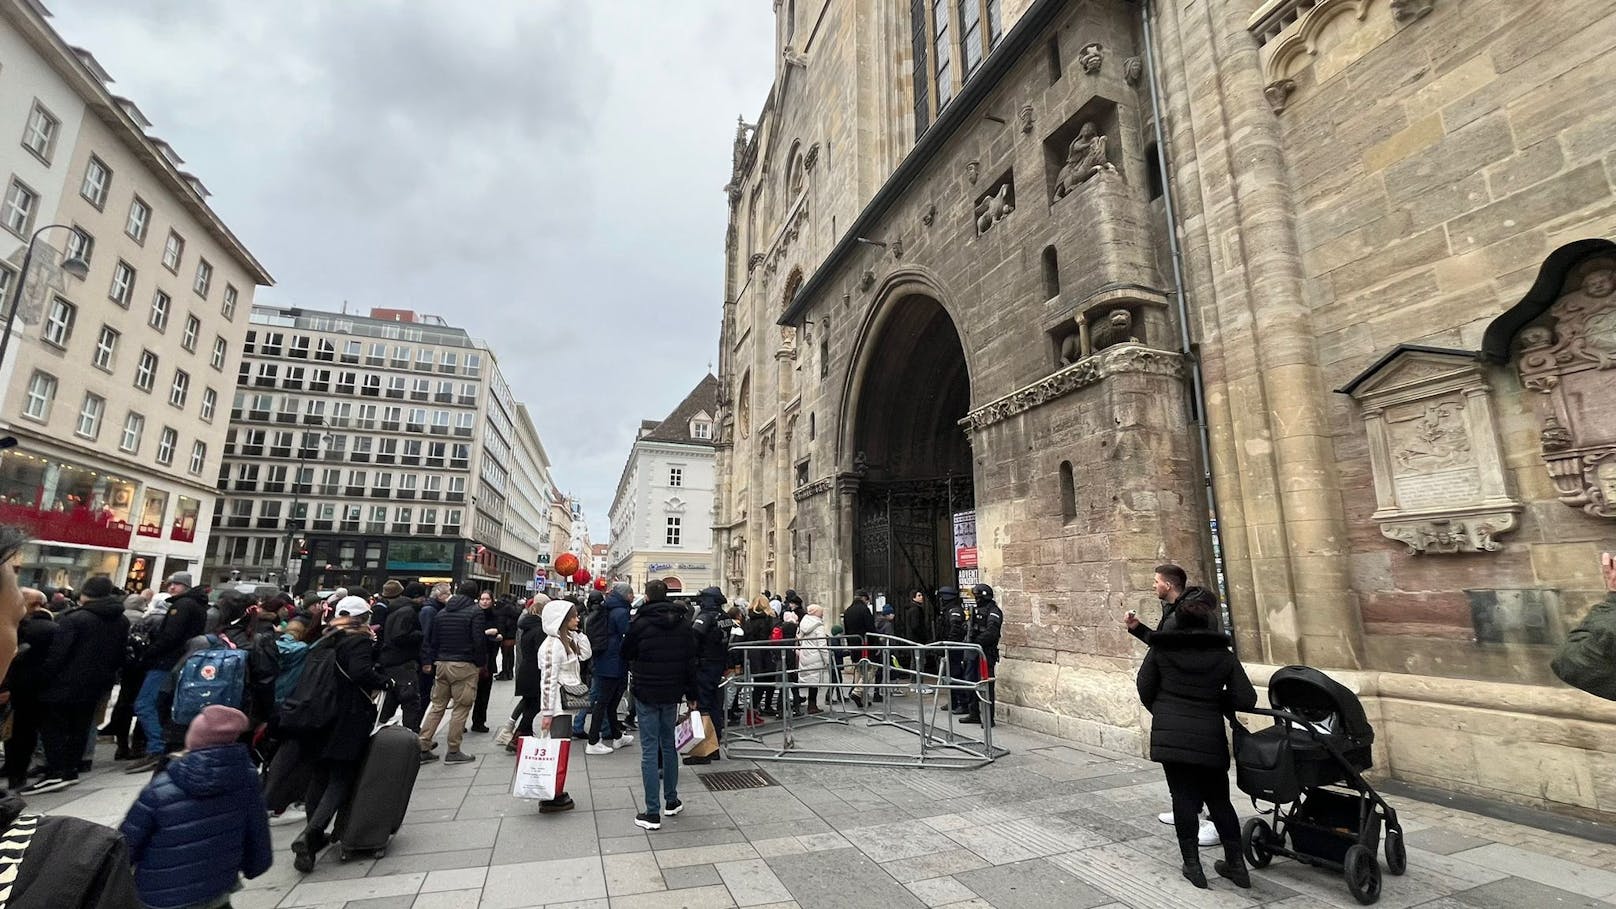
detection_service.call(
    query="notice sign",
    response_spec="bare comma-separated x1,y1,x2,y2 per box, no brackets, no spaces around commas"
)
953,510,977,569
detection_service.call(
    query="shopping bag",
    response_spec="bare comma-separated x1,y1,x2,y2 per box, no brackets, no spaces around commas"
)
493,718,516,748
690,714,719,758
674,709,704,754
511,736,570,800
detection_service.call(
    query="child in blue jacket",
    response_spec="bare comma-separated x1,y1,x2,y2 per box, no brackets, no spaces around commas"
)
120,706,273,909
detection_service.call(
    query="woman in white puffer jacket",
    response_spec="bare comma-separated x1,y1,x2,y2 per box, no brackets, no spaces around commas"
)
535,598,591,813
797,605,831,714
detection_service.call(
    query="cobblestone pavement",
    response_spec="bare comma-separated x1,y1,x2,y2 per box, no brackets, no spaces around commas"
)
30,683,1616,908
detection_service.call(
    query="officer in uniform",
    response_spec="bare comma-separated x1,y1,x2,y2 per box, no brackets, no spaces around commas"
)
687,586,735,763
937,587,969,714
962,583,1003,726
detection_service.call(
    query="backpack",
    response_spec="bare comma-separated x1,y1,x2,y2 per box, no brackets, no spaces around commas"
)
273,635,310,705
584,606,612,657
172,635,248,725
276,637,346,735
125,608,166,665
770,625,784,641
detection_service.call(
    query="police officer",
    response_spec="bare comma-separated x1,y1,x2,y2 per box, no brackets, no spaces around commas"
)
962,583,1003,726
687,586,734,764
937,587,969,714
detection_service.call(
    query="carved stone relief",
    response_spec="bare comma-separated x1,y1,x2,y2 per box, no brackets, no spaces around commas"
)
1123,56,1142,86
966,160,980,184
964,344,1181,432
1053,122,1116,199
1340,347,1522,553
974,178,1014,236
1078,43,1103,74
1019,103,1035,134
1089,309,1139,352
1391,0,1435,22
1264,79,1297,114
1514,265,1616,518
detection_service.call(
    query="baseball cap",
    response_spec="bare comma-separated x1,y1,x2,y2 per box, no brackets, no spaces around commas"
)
334,595,372,618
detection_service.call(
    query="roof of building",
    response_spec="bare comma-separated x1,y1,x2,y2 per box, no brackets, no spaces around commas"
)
639,374,719,447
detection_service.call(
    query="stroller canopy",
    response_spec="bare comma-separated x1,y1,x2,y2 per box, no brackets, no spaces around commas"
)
1268,665,1375,744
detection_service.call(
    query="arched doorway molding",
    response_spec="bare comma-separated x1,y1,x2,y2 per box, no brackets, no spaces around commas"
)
835,266,977,472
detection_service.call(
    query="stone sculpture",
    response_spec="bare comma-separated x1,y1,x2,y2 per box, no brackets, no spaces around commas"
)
1079,43,1103,74
975,182,1014,235
1053,123,1115,199
1058,330,1084,366
1090,309,1138,352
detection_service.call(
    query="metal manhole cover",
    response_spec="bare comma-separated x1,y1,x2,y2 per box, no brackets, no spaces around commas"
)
697,769,779,792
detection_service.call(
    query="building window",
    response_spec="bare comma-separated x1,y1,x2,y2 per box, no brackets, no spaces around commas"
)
666,517,682,546
126,197,151,242
21,101,58,162
120,411,145,454
188,440,207,476
200,387,217,422
22,371,55,420
109,261,135,307
75,392,104,439
3,179,37,237
210,336,226,370
221,284,238,320
42,298,75,348
912,0,1003,133
691,421,712,440
92,325,118,371
169,369,191,408
181,314,200,352
149,290,170,332
1059,460,1077,523
465,353,482,377
162,230,185,273
80,155,112,208
65,226,94,266
669,466,683,487
156,427,177,465
193,259,212,298
135,350,158,391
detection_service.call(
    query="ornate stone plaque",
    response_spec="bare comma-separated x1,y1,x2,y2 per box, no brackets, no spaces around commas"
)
1339,346,1521,553
1515,264,1616,518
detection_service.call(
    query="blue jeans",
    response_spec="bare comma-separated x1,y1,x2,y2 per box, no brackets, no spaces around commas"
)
635,700,679,816
573,689,589,736
134,669,169,756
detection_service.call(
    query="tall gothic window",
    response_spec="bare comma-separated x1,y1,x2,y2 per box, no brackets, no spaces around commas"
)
912,0,1003,135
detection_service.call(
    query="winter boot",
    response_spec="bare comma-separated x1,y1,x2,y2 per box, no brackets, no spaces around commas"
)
1215,840,1251,888
1180,841,1208,889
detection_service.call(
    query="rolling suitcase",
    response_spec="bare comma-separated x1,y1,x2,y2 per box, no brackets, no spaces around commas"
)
334,722,420,860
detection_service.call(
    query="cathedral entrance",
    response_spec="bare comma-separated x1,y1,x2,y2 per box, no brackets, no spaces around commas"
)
847,293,973,606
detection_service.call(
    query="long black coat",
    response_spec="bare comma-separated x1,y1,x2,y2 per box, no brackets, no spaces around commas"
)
1137,629,1256,768
513,612,545,699
310,626,392,763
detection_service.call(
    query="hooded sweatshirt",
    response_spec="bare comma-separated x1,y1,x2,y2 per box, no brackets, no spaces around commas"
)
537,601,591,718
40,594,129,704
621,597,698,706
119,743,273,909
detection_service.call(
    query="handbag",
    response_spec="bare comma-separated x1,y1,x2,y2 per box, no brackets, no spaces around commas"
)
1232,719,1300,804
560,682,590,711
493,718,516,748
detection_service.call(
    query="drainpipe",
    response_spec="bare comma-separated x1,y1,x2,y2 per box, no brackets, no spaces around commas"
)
1138,0,1235,652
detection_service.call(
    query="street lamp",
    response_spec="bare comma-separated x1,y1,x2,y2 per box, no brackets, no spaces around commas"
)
0,223,91,370
283,416,332,589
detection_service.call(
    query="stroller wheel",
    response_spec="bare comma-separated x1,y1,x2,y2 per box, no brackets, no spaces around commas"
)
1344,844,1382,905
1241,817,1275,869
1384,827,1406,876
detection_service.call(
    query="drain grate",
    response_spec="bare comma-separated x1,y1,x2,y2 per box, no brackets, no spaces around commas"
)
697,769,780,792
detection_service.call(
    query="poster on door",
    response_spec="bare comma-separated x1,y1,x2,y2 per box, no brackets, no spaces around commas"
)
952,509,977,570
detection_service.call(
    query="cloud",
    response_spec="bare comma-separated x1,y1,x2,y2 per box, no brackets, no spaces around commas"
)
47,0,775,534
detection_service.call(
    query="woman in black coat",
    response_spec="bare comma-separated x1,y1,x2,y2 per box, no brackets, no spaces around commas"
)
1137,596,1257,890
507,598,547,749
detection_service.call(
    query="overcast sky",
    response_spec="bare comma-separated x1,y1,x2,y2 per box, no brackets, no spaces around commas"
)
48,1,776,537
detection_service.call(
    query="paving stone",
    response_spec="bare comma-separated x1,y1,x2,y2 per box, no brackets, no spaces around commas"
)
767,847,925,909
280,871,425,907
663,863,725,889
717,857,794,906
370,848,492,877
481,857,606,908
344,896,417,909
879,848,993,884
419,866,488,893
605,851,667,896
905,875,979,907
407,890,481,909
1447,843,1616,898
954,858,1114,909
1449,876,1614,909
655,842,762,868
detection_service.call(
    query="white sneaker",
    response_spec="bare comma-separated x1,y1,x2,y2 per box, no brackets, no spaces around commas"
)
585,742,614,756
1198,819,1220,846
268,807,304,827
614,734,634,749
1157,810,1175,825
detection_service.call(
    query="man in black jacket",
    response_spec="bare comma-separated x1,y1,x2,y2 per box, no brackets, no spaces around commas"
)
128,571,208,774
938,587,970,714
378,582,425,730
417,583,493,763
686,586,733,764
1125,563,1221,644
961,584,1003,727
841,592,875,709
621,580,697,830
29,576,128,793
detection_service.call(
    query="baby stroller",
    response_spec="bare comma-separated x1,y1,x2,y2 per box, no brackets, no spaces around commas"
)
1234,666,1404,905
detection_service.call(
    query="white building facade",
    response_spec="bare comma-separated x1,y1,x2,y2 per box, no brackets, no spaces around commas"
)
606,375,718,594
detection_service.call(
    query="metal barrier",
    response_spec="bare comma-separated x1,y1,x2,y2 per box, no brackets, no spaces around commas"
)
719,632,1009,770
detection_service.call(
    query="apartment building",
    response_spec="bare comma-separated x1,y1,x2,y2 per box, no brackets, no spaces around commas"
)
607,374,718,593
0,0,270,591
506,403,553,592
209,305,545,596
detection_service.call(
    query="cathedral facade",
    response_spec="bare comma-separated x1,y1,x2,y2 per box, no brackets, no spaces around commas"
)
714,0,1616,821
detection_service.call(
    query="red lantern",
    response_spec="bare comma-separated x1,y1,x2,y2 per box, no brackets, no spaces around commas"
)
555,552,580,578
572,567,592,588
593,576,609,592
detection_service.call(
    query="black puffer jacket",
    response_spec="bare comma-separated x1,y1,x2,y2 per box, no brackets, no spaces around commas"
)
1136,629,1256,768
514,611,545,699
41,596,128,704
741,610,777,673
423,595,491,666
1129,586,1220,645
378,597,423,668
622,599,697,706
145,588,209,671
690,588,731,664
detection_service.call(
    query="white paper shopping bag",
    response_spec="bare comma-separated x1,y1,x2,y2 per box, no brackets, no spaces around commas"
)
510,736,570,800
675,709,704,754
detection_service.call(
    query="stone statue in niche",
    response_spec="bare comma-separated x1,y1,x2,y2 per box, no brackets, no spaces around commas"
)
1079,43,1103,74
1124,56,1143,86
1090,309,1139,352
1058,330,1084,366
1514,262,1616,518
975,182,1014,235
966,160,980,184
1053,123,1115,199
